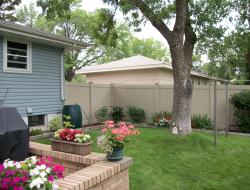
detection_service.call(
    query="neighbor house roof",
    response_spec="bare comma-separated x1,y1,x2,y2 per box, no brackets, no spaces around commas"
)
76,55,216,80
0,20,85,49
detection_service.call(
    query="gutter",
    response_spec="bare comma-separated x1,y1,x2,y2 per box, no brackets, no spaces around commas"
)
0,20,86,49
61,51,65,101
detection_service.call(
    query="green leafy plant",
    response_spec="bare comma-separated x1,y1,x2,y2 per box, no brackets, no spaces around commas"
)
63,115,74,128
30,128,44,136
49,117,63,132
151,111,172,123
191,114,213,130
95,106,110,122
231,91,250,132
127,106,146,123
110,106,124,122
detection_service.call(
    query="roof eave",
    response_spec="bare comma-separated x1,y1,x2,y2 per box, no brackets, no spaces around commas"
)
77,63,218,80
0,21,86,49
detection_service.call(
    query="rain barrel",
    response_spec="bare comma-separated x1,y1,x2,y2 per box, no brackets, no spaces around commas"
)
62,104,82,129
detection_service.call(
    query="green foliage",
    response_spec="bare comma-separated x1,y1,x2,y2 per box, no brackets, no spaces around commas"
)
231,90,250,132
110,106,124,122
98,24,170,63
151,111,172,123
30,128,44,136
127,106,146,123
231,90,250,110
72,75,86,83
48,117,62,132
0,0,21,21
191,114,213,130
63,115,74,128
95,106,110,122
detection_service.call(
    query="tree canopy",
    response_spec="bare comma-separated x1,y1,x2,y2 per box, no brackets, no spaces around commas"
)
101,0,233,134
16,1,170,81
0,0,21,21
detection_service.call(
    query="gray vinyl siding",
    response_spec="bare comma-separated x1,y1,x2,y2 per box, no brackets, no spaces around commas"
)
0,36,63,116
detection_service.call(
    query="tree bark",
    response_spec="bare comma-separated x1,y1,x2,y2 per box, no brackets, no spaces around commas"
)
65,68,75,81
119,0,196,134
169,36,193,135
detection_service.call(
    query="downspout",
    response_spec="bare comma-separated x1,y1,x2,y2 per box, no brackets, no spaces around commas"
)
61,50,65,101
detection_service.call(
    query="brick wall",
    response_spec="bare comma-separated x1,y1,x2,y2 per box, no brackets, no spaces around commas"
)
29,142,133,190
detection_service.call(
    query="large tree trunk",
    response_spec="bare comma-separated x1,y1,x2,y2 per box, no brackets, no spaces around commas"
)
170,40,193,135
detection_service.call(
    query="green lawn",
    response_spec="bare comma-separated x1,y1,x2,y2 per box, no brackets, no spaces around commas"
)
36,128,250,190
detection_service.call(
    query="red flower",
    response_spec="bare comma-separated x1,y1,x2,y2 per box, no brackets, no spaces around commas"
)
58,128,83,142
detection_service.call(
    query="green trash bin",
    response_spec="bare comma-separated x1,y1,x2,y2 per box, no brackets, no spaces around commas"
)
62,104,82,129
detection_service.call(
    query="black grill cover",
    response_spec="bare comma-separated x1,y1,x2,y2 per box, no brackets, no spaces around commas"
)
0,107,29,163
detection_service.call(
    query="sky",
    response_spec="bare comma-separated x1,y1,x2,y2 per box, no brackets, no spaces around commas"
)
20,0,169,47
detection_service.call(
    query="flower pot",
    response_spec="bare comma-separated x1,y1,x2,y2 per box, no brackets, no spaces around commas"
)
51,139,92,156
107,146,123,161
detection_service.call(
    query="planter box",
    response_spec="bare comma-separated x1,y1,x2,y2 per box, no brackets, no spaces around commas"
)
51,139,92,156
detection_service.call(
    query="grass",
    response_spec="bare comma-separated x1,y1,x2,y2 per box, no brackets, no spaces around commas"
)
35,128,250,190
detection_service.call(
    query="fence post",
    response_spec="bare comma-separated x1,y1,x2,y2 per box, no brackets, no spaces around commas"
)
89,82,93,124
209,83,214,120
154,83,159,113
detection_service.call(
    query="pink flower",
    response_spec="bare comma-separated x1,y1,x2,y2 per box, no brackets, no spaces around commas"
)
13,177,21,183
111,129,118,134
105,120,115,128
13,187,24,190
53,165,64,178
128,125,135,129
0,164,4,173
48,175,54,182
102,128,107,133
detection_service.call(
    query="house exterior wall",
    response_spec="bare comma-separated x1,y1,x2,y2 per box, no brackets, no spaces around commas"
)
85,68,168,84
84,68,210,85
0,36,63,119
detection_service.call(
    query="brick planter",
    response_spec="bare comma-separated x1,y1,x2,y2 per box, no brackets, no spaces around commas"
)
29,142,133,190
51,139,92,156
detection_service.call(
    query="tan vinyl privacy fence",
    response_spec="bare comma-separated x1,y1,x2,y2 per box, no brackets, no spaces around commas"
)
65,82,250,130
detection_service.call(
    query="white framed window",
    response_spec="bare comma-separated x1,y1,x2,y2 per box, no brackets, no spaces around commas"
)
3,39,32,73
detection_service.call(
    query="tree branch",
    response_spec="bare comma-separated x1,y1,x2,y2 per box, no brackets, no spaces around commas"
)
173,0,187,35
127,0,173,43
183,4,197,71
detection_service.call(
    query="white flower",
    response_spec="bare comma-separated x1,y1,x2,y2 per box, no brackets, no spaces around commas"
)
85,134,91,139
30,168,40,176
15,162,22,169
7,160,14,168
29,177,44,189
52,183,59,190
3,159,10,168
46,167,51,173
28,163,32,167
40,171,47,178
37,164,46,170
30,156,37,164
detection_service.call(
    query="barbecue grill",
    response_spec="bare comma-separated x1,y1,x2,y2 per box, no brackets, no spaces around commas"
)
0,107,29,163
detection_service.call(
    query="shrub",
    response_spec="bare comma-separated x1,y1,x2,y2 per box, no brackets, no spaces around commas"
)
151,111,172,123
127,106,146,123
155,118,173,128
231,90,250,110
30,128,44,136
191,114,213,130
231,90,250,132
95,106,110,122
110,106,124,122
49,117,63,132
